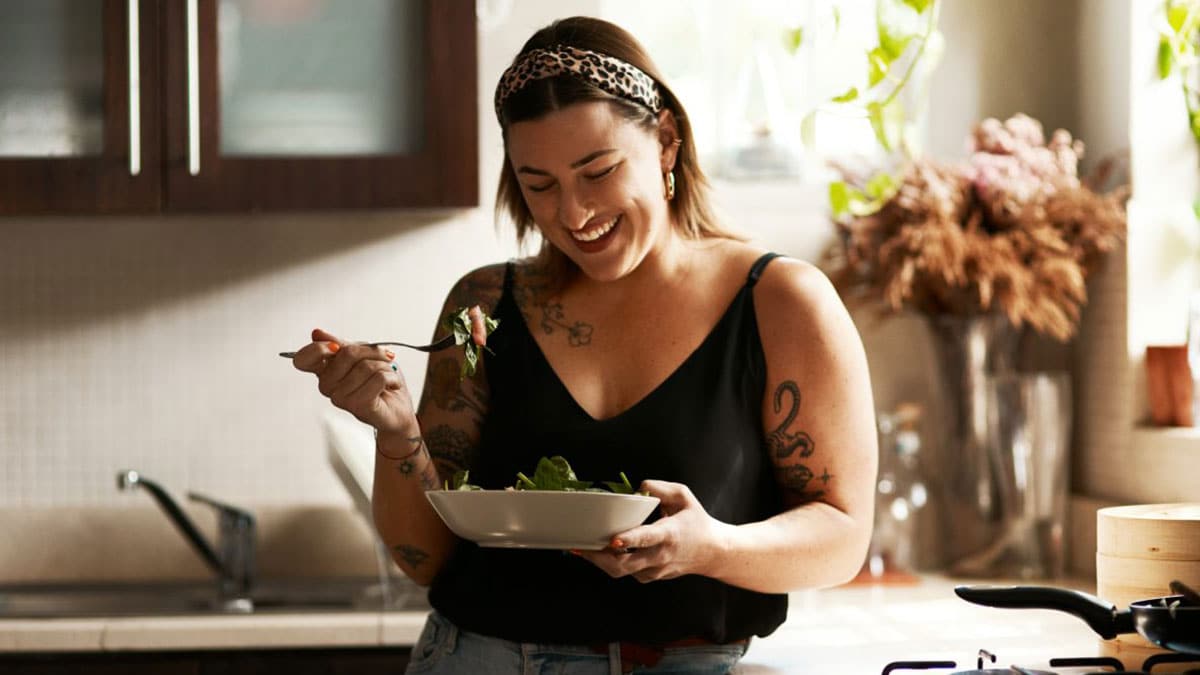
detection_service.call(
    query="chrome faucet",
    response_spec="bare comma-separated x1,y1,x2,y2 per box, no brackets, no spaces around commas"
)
117,469,256,610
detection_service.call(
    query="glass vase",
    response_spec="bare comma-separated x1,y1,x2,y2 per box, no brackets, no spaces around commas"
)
926,314,1071,579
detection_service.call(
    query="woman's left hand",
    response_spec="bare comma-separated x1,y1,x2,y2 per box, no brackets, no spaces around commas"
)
573,480,731,583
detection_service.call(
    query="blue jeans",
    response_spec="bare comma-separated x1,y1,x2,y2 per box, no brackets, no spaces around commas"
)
405,611,749,675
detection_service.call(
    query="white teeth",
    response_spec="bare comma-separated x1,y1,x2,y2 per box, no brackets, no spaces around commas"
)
571,216,619,242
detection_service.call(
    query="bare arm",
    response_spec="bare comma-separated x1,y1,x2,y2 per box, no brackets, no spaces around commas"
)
706,259,877,592
371,264,505,586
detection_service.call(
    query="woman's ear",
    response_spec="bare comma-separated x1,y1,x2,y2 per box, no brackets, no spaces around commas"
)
657,108,681,171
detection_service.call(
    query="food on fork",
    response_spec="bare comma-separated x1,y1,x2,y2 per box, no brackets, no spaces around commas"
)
446,305,500,379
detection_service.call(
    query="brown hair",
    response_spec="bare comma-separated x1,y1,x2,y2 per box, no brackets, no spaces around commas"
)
494,17,743,278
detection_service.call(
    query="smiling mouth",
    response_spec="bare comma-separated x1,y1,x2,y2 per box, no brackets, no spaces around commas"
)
570,215,620,242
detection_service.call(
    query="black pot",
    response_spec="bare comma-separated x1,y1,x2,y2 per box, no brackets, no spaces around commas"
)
955,585,1200,655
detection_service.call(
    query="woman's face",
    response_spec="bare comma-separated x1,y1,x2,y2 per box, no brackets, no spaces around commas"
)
506,101,673,283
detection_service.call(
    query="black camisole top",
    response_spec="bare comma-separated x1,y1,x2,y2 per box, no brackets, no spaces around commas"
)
428,252,788,645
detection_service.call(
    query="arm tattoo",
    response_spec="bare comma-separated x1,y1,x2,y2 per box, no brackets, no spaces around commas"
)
393,544,430,569
427,358,487,419
767,381,814,459
447,266,503,316
767,380,830,503
378,435,425,461
425,423,474,478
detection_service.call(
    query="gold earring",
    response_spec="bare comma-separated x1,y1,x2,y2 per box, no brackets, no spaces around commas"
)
664,170,676,200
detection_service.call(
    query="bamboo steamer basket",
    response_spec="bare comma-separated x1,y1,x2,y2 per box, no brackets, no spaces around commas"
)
1095,504,1200,664
1097,504,1200,561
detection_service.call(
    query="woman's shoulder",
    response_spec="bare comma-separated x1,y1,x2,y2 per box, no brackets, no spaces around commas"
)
711,242,844,324
444,262,509,314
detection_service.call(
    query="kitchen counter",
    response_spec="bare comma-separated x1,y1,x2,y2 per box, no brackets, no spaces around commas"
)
0,575,1114,672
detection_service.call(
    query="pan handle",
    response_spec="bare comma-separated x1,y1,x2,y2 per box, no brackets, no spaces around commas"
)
955,585,1135,639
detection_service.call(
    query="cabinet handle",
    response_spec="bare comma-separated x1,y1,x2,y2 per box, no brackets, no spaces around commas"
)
127,0,140,176
186,0,201,175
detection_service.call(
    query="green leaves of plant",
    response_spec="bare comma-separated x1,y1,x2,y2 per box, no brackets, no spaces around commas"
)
868,47,890,87
448,470,482,490
445,307,499,380
1160,35,1176,79
1168,1,1191,32
519,456,594,491
602,472,636,495
829,171,899,220
902,0,933,12
867,100,905,152
832,87,859,103
1157,1,1200,160
784,26,804,54
446,456,644,494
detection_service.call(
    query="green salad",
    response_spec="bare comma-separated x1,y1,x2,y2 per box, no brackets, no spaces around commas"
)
445,456,646,495
446,306,499,380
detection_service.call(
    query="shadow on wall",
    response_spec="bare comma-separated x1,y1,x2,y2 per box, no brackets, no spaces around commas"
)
0,210,464,341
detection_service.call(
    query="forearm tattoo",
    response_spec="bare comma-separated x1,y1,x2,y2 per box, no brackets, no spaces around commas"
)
425,423,474,478
393,544,430,569
378,435,425,461
376,435,440,490
768,380,833,503
427,358,487,420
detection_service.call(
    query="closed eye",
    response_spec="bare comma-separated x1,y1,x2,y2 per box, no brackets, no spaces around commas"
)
585,163,620,181
526,182,555,193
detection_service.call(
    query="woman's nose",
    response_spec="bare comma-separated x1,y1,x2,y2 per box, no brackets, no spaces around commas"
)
555,187,592,230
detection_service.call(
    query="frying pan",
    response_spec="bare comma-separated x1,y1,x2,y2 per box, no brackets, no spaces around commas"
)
955,585,1200,655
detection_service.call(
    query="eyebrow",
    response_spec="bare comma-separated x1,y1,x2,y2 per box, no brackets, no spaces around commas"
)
516,149,617,176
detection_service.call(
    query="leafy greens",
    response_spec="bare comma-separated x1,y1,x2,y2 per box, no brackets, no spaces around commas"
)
446,306,499,380
446,456,644,495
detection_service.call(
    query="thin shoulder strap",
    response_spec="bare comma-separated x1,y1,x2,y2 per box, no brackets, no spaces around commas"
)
746,252,783,287
503,260,516,296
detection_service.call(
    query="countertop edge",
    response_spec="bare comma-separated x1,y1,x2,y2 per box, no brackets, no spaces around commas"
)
0,610,431,653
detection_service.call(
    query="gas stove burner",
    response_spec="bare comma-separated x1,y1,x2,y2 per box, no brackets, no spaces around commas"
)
880,650,1200,674
882,649,1060,674
1141,651,1200,673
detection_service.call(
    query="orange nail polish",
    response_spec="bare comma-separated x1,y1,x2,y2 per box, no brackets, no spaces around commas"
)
327,342,341,353
385,350,395,360
569,549,581,555
611,538,624,549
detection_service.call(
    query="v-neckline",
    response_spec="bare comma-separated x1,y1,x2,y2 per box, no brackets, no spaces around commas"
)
510,283,750,424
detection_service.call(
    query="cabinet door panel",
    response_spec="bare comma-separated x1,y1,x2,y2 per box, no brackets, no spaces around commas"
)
162,0,477,211
0,0,161,214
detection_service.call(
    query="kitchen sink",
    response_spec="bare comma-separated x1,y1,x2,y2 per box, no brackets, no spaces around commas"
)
0,578,430,618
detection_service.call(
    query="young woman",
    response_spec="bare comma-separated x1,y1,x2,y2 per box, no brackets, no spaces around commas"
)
292,16,877,675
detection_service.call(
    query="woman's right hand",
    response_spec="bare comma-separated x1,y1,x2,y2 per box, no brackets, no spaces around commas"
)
291,328,418,435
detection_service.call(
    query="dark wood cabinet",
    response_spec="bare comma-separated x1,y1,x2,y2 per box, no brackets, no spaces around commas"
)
0,0,477,215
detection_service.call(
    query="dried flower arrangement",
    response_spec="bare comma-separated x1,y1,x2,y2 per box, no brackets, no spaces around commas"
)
824,113,1128,341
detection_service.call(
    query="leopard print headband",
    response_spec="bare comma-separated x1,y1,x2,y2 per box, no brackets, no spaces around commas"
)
494,45,663,121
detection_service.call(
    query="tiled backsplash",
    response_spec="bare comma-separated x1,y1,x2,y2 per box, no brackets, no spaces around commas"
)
0,211,511,508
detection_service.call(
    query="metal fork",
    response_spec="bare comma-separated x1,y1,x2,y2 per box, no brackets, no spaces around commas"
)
278,334,456,359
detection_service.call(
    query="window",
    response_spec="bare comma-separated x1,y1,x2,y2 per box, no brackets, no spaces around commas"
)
599,0,914,184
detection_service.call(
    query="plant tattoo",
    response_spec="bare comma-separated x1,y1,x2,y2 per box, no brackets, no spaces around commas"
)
540,302,593,346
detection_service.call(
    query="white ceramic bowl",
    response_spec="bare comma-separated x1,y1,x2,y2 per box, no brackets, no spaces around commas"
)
425,490,660,550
